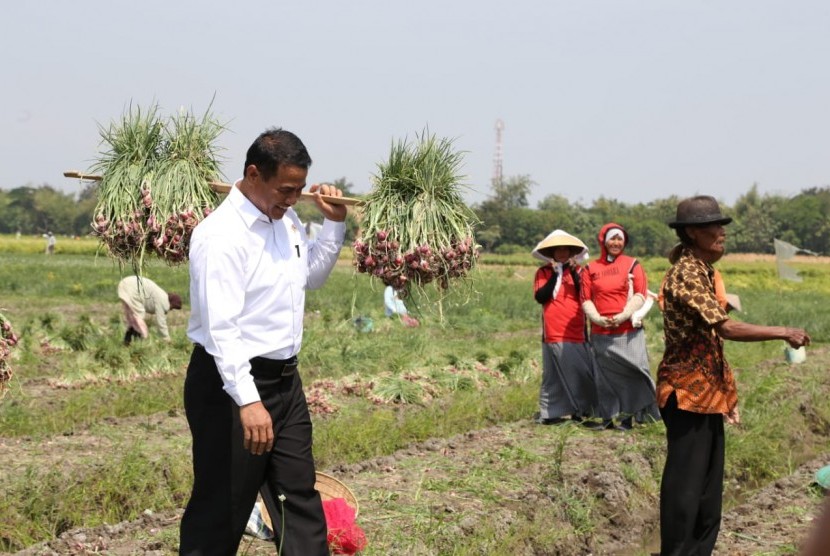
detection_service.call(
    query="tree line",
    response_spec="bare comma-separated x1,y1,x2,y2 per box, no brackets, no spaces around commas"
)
473,177,830,257
1,179,828,256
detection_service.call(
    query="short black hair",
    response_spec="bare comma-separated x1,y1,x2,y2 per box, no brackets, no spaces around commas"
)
244,128,312,181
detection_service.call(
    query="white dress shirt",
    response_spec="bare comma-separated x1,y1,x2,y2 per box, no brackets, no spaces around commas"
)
187,182,345,406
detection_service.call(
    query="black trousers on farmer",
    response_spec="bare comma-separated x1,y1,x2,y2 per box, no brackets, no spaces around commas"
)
659,392,725,556
179,345,329,556
123,327,142,345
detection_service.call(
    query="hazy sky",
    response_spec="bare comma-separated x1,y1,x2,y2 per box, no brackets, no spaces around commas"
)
2,1,828,208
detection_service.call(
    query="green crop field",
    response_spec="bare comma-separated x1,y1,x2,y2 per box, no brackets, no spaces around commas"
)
1,236,829,554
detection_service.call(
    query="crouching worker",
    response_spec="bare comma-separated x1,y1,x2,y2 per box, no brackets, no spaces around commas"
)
117,275,182,344
384,285,419,327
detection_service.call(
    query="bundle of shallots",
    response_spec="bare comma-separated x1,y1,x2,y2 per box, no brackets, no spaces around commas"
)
354,131,479,297
90,103,223,272
0,311,19,398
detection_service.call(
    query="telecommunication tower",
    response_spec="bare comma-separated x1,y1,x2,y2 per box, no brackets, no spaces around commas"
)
492,119,504,187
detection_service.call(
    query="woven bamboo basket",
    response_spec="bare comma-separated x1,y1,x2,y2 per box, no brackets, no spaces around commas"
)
259,471,359,532
315,471,360,517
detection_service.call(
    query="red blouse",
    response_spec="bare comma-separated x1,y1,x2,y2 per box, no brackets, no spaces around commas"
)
534,264,586,343
581,254,648,336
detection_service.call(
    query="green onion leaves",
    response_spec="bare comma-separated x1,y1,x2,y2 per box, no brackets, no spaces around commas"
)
354,130,480,298
89,102,224,273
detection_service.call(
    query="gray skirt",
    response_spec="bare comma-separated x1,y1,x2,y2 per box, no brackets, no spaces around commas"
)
591,329,661,422
539,341,599,420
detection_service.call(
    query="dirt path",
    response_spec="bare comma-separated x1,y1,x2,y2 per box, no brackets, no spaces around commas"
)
11,417,829,555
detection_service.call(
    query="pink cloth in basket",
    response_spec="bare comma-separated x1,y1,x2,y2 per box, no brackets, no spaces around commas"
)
323,497,367,554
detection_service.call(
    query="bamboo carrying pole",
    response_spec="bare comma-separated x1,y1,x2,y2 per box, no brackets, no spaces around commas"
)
63,170,363,206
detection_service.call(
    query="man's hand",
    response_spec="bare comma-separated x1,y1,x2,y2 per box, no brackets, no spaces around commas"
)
725,406,741,426
309,183,348,222
784,327,811,349
239,401,274,455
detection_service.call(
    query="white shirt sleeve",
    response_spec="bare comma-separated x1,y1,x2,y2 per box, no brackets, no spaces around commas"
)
189,235,260,406
306,219,346,290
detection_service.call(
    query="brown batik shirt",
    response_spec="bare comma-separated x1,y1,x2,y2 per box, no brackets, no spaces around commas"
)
656,247,737,415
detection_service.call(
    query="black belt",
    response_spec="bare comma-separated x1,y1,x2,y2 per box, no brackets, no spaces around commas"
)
251,355,298,376
194,344,298,377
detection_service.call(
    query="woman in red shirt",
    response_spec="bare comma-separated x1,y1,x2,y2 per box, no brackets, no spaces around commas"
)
531,230,598,425
581,222,660,431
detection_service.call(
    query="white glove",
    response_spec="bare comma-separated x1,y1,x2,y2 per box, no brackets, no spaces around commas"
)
582,300,607,326
609,294,645,327
630,294,655,328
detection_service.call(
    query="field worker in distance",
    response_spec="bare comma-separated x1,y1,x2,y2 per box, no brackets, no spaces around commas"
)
657,195,810,556
182,128,346,556
384,284,419,327
116,275,182,345
531,229,598,425
581,222,661,431
45,231,56,255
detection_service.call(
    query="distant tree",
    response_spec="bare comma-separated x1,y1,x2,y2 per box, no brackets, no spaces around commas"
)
476,225,501,252
480,175,534,212
626,219,676,259
537,193,572,213
773,187,830,254
589,196,631,225
33,186,77,233
503,207,553,249
5,186,39,233
74,183,100,236
729,184,782,254
536,194,577,234
473,175,538,251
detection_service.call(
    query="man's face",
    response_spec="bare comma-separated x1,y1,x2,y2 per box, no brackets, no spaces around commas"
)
688,223,727,263
246,164,308,220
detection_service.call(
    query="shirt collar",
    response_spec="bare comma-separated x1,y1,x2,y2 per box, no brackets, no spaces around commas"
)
228,179,271,226
678,246,715,276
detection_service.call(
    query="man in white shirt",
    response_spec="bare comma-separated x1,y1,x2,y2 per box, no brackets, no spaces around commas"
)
181,128,347,555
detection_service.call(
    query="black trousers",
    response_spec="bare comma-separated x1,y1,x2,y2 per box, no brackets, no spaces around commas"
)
659,392,725,556
123,327,142,345
179,346,329,556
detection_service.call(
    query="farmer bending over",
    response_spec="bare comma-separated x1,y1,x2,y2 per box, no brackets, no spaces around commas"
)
117,275,182,344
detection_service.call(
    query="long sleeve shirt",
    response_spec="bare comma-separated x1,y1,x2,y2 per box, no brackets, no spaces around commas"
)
582,254,647,336
117,276,172,338
534,263,586,343
657,247,736,415
187,183,345,406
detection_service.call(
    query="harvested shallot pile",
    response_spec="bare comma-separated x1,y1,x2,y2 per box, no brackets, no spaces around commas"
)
353,131,479,298
0,311,19,397
89,103,223,272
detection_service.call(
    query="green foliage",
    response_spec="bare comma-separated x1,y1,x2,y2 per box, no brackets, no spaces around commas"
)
1,252,830,552
471,180,830,256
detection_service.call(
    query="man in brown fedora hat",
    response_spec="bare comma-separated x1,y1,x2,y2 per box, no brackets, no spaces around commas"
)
656,195,811,555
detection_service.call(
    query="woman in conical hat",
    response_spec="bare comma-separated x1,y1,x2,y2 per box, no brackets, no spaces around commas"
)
530,230,598,425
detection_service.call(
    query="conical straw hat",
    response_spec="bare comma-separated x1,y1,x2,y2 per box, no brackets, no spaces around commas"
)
531,230,588,262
